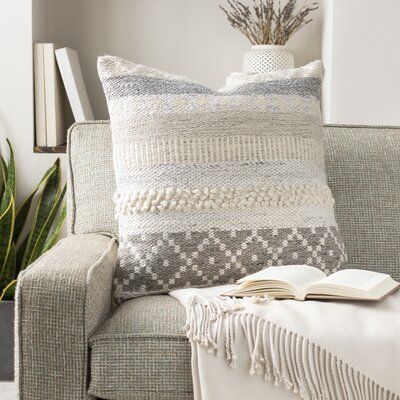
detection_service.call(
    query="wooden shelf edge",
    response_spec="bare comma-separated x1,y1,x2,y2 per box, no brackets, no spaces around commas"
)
34,144,67,154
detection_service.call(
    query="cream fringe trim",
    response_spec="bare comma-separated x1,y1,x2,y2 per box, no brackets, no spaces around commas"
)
184,295,399,400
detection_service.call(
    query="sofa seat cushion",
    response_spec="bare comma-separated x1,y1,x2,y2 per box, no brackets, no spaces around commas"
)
88,295,192,400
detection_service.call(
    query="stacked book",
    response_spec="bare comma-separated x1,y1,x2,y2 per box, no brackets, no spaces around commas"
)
34,44,94,147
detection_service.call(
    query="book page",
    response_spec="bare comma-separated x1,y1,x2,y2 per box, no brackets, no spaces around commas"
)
238,265,326,290
310,269,389,292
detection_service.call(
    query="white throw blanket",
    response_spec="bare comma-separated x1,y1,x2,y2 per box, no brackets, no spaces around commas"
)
170,286,400,400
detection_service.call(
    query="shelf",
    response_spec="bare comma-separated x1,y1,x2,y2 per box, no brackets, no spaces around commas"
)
34,144,66,154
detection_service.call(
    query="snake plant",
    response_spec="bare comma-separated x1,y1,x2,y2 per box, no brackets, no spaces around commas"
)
0,140,66,301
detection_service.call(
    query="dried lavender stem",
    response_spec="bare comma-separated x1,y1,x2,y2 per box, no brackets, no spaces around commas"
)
220,0,318,45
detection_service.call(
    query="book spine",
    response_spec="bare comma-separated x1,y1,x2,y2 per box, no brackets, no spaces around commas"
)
43,43,66,146
55,48,94,122
33,44,46,146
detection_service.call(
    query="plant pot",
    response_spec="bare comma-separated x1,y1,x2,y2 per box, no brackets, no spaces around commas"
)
0,300,14,380
242,45,294,73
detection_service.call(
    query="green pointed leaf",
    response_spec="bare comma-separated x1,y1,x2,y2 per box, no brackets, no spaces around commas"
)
1,155,8,182
0,158,11,215
0,188,15,273
0,155,7,200
22,159,61,267
0,184,11,216
0,243,16,292
16,234,29,275
13,164,57,243
0,279,17,301
0,156,7,181
5,139,16,199
27,185,66,266
42,204,66,254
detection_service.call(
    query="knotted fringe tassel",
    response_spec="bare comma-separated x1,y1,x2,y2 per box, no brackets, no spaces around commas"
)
185,295,399,400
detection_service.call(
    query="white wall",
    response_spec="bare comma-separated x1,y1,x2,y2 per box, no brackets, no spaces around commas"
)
323,0,400,125
0,1,65,206
46,0,323,119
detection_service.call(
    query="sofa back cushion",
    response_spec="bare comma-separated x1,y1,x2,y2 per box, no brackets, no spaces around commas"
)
67,123,400,281
324,125,400,280
67,121,117,236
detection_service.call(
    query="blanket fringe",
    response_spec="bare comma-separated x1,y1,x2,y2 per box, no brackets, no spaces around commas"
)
185,295,399,400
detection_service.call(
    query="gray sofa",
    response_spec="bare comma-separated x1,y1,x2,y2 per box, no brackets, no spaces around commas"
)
15,122,400,400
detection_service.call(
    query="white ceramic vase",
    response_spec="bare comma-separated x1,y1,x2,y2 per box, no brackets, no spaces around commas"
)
242,45,294,73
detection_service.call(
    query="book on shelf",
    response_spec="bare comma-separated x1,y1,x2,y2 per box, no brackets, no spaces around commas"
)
55,48,94,122
43,43,67,147
224,265,400,301
33,43,92,148
33,44,46,146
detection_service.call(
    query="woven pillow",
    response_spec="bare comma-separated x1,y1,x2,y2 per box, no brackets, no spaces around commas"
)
98,56,347,301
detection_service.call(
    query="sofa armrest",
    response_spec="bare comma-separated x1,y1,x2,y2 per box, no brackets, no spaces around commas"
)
15,233,118,400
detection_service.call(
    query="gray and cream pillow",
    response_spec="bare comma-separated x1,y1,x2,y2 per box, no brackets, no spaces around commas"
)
98,56,347,301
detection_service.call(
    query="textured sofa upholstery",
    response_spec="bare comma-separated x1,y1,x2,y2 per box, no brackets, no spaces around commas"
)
67,121,117,236
16,122,400,400
89,296,192,400
15,234,118,400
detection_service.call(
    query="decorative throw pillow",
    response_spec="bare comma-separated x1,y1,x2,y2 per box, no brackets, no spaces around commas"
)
98,56,347,301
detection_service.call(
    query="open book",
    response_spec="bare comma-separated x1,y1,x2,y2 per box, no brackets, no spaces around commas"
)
225,265,400,301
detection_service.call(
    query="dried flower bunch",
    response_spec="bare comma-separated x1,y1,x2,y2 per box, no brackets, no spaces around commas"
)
220,0,319,45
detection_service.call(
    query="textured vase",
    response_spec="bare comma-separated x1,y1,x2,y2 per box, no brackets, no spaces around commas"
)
243,45,294,73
